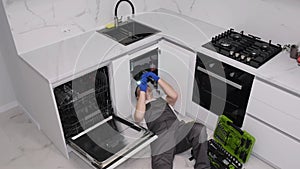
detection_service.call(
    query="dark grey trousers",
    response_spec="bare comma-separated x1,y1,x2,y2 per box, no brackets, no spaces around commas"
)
150,120,211,169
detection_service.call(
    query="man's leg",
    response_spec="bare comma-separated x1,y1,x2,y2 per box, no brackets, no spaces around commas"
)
151,147,175,169
150,120,177,169
188,123,210,169
175,122,211,169
174,134,192,154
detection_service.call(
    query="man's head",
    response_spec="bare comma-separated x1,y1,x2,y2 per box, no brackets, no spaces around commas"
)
135,85,153,101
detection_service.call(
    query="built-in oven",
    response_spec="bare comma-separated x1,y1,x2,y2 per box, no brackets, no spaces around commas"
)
54,66,156,169
192,52,254,127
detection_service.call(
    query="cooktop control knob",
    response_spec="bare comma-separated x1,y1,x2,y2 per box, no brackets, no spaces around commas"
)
246,57,252,62
235,53,240,58
241,55,246,60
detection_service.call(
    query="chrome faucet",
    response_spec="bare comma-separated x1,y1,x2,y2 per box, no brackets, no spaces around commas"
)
114,0,135,27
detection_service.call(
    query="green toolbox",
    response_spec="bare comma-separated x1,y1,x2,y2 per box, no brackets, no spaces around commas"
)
208,115,256,169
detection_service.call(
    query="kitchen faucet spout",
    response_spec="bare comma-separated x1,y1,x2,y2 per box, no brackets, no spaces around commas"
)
114,0,135,27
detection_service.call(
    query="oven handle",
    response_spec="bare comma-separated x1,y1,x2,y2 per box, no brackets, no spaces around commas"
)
196,66,242,90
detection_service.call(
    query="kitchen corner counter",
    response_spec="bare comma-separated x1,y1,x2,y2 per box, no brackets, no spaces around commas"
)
256,51,300,97
19,28,162,84
19,8,300,96
18,8,225,84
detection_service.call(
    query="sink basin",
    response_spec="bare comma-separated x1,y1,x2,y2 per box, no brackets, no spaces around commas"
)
97,20,160,46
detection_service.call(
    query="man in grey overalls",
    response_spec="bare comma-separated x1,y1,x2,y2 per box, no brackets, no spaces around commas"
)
134,72,211,169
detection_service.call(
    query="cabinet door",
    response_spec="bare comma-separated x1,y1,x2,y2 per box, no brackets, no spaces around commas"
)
111,45,159,119
111,55,132,119
243,114,300,169
158,40,195,115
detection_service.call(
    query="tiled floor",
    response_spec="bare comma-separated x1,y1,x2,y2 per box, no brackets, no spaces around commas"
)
0,107,275,169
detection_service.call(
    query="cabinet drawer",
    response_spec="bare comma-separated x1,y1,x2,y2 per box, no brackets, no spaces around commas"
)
248,79,300,139
243,115,300,169
250,79,300,119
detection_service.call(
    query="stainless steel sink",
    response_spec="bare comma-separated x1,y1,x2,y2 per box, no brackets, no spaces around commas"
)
98,20,160,46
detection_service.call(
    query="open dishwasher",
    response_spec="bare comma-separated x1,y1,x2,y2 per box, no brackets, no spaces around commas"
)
53,66,156,169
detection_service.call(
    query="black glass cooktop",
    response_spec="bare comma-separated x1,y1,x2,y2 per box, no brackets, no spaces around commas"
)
203,29,282,68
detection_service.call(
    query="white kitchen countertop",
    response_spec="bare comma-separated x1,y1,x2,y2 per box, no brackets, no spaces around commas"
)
20,8,300,96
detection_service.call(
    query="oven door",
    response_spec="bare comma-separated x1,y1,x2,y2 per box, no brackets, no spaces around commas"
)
192,53,254,127
68,115,156,169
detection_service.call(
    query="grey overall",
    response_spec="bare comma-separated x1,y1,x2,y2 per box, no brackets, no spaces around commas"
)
144,97,211,169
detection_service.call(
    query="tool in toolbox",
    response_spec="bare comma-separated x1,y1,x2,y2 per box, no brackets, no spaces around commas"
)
208,115,256,169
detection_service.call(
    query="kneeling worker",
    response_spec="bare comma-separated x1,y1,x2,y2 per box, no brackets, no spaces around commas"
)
134,72,211,169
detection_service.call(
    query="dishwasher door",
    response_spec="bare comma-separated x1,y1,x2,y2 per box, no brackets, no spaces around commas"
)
68,115,156,169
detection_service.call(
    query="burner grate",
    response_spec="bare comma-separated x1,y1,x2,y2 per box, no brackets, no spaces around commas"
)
203,29,282,68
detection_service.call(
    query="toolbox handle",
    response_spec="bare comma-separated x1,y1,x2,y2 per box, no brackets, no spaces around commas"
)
227,121,244,135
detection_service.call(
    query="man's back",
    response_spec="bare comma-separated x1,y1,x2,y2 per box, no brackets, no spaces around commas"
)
144,97,178,132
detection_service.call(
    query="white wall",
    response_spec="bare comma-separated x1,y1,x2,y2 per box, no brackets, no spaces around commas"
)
3,0,300,54
162,0,300,45
2,0,165,53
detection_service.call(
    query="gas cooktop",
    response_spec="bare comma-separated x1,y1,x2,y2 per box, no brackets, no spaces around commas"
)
203,29,282,68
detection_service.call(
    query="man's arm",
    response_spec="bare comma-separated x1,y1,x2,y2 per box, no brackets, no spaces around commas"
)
134,91,146,123
158,79,178,106
134,76,148,123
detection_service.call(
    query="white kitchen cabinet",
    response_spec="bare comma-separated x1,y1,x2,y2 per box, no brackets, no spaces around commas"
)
244,78,300,169
16,58,68,157
158,40,196,115
243,114,300,169
247,78,300,140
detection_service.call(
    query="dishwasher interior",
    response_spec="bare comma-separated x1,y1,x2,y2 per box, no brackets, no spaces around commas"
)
53,66,156,169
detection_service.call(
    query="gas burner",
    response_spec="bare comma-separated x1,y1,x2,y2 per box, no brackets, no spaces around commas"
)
219,39,231,47
231,34,241,40
203,29,282,68
250,50,260,57
261,44,269,51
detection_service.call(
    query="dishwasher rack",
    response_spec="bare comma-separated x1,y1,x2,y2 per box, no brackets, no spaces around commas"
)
53,66,157,169
54,67,113,139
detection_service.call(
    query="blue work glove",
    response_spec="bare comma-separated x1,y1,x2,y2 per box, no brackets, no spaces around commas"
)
139,77,148,92
141,72,160,82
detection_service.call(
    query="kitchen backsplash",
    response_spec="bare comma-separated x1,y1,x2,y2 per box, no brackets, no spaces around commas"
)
2,0,165,53
2,0,300,53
